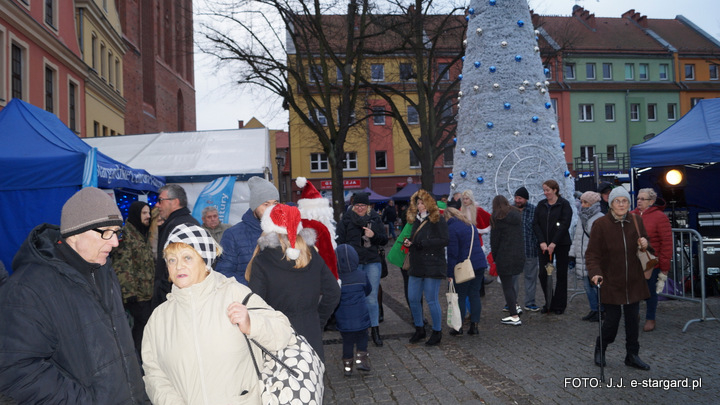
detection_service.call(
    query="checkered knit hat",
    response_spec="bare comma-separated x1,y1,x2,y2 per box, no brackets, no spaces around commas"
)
164,224,219,270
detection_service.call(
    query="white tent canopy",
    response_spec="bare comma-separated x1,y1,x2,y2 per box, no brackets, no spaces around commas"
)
85,128,271,224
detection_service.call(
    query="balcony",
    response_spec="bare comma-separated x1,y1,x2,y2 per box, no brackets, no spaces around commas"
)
573,153,630,176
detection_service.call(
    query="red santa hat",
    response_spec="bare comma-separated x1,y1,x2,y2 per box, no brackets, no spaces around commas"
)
296,177,337,248
261,203,304,260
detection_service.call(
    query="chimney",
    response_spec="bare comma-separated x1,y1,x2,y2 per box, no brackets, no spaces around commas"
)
621,9,636,19
584,11,597,29
623,9,648,28
238,120,244,129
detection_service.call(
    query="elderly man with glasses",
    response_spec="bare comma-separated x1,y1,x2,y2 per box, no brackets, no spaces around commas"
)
152,184,199,307
0,187,149,403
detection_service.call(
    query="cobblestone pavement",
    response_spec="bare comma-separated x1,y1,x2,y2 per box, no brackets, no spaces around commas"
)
321,255,720,404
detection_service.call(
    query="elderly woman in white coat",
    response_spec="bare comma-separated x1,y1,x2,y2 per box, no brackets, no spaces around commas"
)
142,224,293,405
570,191,605,322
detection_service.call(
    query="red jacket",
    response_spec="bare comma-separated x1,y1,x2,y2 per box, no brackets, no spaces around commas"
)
631,205,672,273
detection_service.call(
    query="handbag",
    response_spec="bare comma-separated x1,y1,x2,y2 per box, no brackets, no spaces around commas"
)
631,214,659,279
446,280,462,331
241,293,325,405
402,220,428,271
453,226,476,284
379,247,389,278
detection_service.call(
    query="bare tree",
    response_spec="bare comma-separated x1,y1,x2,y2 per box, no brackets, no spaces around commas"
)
197,0,374,221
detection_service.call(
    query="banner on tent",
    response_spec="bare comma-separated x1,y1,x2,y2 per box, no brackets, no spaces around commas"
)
192,176,236,224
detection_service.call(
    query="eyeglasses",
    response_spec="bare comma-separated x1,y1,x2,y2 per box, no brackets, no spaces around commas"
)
92,228,123,240
612,199,630,205
157,197,176,202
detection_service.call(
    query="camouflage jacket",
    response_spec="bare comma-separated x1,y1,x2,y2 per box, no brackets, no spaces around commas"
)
111,222,154,303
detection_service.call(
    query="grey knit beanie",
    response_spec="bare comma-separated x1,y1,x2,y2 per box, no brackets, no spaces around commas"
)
61,187,123,238
248,176,279,212
608,187,631,206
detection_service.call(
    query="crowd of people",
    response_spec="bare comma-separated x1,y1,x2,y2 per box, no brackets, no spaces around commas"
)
0,176,672,403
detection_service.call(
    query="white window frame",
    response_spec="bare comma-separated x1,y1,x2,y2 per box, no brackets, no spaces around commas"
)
630,103,640,121
400,63,414,81
10,35,30,102
43,59,59,115
544,64,553,80
639,64,649,80
606,145,617,162
586,63,596,80
308,65,323,83
310,153,329,172
336,66,343,82
685,64,695,80
44,0,58,31
438,63,450,81
372,107,385,125
691,97,703,107
68,77,80,133
602,63,612,80
647,103,657,121
407,106,419,124
659,64,669,81
578,104,594,122
580,145,596,163
371,64,384,82
409,150,420,168
375,151,387,170
625,63,634,80
309,109,327,126
342,152,358,171
710,64,719,80
667,103,677,121
100,42,106,79
605,103,615,122
565,63,576,80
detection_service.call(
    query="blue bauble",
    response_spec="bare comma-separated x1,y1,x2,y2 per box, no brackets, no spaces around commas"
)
545,102,552,109
504,102,511,109
532,116,539,122
458,74,463,80
462,56,465,61
477,176,485,184
449,173,454,179
470,150,478,156
469,8,475,14
544,68,550,75
474,61,481,68
465,16,470,21
560,142,566,149
453,137,457,144
460,171,467,178
515,55,522,62
564,170,571,178
486,122,494,129
517,20,524,27
489,66,497,73
489,0,496,5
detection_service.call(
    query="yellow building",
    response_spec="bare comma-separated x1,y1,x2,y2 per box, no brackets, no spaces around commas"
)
75,0,125,137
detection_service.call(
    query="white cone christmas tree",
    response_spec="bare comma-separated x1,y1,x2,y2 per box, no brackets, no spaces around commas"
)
452,0,574,209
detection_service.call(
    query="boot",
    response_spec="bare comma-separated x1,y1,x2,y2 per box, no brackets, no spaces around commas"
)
371,326,383,347
449,327,463,336
409,326,426,344
625,354,650,370
354,351,371,372
425,330,442,346
582,311,598,321
594,337,606,367
342,358,353,377
467,322,479,335
643,320,655,332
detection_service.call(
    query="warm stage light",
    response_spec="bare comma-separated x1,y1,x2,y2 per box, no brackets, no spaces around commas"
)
665,169,684,186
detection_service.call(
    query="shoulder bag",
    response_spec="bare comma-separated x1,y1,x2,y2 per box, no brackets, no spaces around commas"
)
453,225,476,284
631,214,659,279
402,220,427,271
241,293,325,405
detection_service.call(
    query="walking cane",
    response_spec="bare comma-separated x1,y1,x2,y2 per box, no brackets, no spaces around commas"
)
597,283,604,383
544,252,555,314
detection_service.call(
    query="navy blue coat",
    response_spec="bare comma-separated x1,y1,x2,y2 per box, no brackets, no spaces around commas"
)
334,244,371,333
216,208,263,285
446,217,487,279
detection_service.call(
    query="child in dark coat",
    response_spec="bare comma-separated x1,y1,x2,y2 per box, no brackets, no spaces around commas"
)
335,244,372,376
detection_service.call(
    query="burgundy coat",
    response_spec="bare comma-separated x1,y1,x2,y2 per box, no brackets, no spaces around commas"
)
631,204,673,273
585,213,652,305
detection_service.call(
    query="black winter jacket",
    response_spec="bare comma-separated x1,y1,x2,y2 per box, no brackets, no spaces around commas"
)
153,207,199,307
532,197,573,248
336,210,388,264
408,216,449,279
0,224,149,404
490,210,526,277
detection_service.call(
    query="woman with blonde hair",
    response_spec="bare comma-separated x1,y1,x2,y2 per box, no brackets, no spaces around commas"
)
403,189,448,345
247,203,341,361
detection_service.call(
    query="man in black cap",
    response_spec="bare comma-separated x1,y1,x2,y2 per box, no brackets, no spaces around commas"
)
598,182,613,214
0,187,149,404
513,187,541,312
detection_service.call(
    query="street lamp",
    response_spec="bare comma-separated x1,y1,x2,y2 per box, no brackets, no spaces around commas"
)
275,155,285,202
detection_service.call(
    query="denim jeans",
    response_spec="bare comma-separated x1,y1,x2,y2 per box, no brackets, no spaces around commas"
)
358,262,382,327
455,270,484,323
408,276,442,331
645,268,660,320
583,275,602,312
513,256,539,307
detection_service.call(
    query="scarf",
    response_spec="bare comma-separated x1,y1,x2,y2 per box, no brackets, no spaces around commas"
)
579,202,601,226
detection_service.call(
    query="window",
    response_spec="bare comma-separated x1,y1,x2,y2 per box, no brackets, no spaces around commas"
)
578,104,593,122
407,106,419,124
91,35,97,70
711,64,719,80
624,64,634,80
564,63,576,80
443,147,453,167
115,58,120,89
400,63,414,81
586,63,596,80
602,63,612,80
100,43,106,79
108,52,113,87
0,31,5,101
544,64,553,80
630,103,640,121
647,104,657,121
580,145,596,163
375,151,387,170
11,43,24,100
310,153,329,172
336,108,356,124
551,98,558,117
309,109,327,126
605,104,615,121
371,64,384,81
639,64,649,80
437,63,450,81
342,152,358,171
45,66,55,113
685,64,695,80
691,97,703,107
607,145,617,162
45,0,55,27
336,66,343,82
308,65,323,82
93,121,99,137
659,64,669,80
667,103,677,121
69,82,78,132
372,107,385,125
102,125,108,137
409,150,420,168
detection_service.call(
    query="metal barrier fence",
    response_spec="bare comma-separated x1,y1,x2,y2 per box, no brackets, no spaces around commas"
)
666,228,718,332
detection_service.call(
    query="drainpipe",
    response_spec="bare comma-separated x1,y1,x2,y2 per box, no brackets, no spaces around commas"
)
625,89,631,162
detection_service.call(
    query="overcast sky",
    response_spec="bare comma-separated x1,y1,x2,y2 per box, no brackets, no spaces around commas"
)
193,0,720,132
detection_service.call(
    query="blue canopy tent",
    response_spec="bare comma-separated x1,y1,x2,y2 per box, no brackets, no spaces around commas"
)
630,98,720,229
390,182,451,200
0,99,164,271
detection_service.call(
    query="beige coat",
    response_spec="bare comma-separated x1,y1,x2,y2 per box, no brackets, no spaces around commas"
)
142,271,293,404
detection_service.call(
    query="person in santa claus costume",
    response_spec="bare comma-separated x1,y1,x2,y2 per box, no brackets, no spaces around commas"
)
295,177,339,280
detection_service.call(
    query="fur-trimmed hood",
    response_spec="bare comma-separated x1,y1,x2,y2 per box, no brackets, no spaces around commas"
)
406,189,441,224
